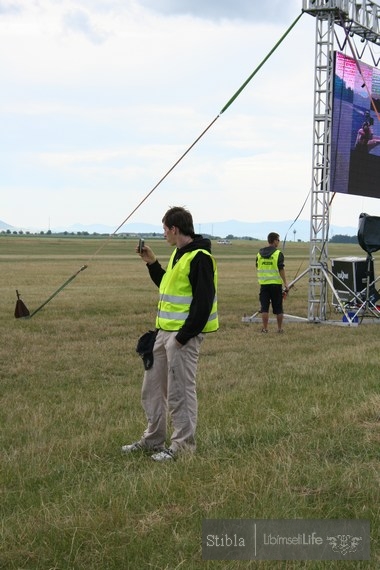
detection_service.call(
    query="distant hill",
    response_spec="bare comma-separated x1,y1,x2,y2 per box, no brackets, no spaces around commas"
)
52,219,358,242
0,219,16,231
1,218,359,242
197,220,359,242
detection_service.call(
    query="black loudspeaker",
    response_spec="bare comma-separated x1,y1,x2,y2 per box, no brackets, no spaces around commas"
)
358,213,380,253
331,257,375,304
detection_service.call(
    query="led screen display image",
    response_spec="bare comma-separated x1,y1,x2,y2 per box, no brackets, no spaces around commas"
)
331,51,380,198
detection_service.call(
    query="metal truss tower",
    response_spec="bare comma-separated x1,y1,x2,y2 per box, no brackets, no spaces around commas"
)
302,0,380,321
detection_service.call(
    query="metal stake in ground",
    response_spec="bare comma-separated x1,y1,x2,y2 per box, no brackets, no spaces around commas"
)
14,265,88,319
14,290,30,319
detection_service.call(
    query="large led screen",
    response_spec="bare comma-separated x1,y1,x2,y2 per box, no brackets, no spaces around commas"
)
331,51,380,198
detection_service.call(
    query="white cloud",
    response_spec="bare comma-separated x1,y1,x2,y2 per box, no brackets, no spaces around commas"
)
62,9,107,44
138,0,301,23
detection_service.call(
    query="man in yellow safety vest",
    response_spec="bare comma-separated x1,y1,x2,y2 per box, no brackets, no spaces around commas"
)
256,232,288,334
122,206,218,461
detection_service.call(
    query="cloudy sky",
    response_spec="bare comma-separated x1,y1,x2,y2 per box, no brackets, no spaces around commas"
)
2,0,380,233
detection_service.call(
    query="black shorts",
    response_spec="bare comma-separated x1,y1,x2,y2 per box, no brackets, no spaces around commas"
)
259,284,283,315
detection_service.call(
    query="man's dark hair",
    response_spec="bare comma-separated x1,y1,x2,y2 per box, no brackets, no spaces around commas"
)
162,207,195,237
267,232,280,244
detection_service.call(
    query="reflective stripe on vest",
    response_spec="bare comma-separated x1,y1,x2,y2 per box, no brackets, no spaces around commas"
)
156,248,218,332
257,249,282,285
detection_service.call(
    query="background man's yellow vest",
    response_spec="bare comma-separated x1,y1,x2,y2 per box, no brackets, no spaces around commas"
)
257,250,282,285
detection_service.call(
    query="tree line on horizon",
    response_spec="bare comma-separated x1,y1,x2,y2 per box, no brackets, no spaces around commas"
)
1,229,358,243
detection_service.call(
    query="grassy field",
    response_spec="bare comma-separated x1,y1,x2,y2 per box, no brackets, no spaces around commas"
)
1,235,379,569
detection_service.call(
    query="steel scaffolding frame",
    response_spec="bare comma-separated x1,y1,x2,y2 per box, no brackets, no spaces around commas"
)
243,1,380,326
303,0,380,322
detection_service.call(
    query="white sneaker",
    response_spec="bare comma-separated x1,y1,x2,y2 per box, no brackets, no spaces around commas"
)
121,441,145,454
151,448,176,462
121,441,164,454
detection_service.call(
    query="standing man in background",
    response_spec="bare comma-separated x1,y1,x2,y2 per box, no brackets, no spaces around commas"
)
256,232,288,334
122,206,218,461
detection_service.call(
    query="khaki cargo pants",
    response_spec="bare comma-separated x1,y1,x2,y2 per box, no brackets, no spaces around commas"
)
139,329,204,453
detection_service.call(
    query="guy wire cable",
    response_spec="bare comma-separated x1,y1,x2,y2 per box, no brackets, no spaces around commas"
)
340,13,380,124
15,11,304,319
282,188,311,252
89,10,304,262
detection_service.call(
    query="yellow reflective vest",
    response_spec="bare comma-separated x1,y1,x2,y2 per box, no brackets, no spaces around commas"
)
156,249,218,332
257,249,283,285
